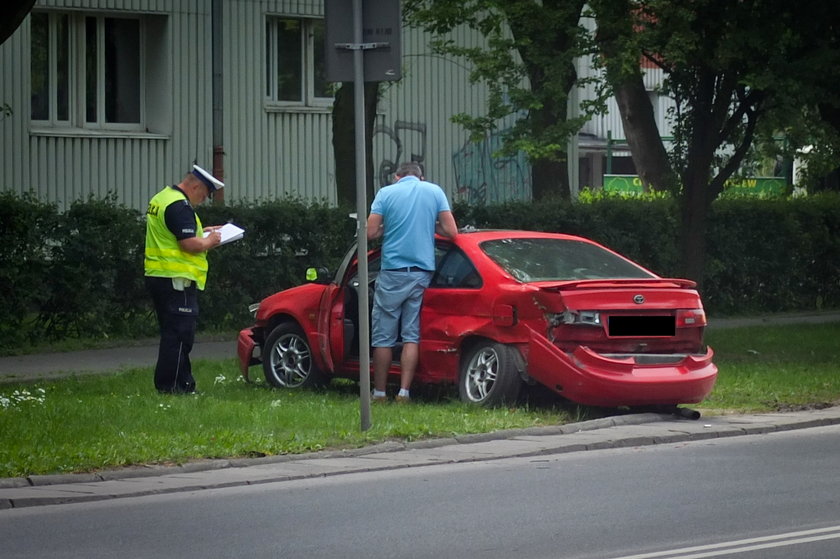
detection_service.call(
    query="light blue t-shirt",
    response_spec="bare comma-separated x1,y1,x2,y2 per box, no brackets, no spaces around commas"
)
370,175,451,270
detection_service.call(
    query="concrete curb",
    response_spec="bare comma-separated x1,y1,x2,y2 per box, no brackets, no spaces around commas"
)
0,412,666,490
3,407,840,509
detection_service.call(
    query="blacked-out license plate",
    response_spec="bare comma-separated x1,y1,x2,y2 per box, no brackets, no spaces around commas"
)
608,315,675,337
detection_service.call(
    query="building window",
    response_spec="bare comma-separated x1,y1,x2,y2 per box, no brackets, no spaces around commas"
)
31,11,149,131
265,17,331,107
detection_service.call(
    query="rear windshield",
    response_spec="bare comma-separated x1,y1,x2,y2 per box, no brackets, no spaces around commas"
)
480,238,656,282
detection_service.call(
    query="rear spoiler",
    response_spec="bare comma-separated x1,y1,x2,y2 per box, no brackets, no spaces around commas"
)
532,278,698,290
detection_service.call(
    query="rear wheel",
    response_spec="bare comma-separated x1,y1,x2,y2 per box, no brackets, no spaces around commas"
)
459,341,522,406
262,323,327,389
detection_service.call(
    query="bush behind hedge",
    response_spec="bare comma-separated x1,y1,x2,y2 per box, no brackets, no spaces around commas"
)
1,191,838,352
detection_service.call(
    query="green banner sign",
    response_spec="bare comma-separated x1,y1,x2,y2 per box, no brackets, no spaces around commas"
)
602,175,644,194
603,175,786,196
722,177,786,195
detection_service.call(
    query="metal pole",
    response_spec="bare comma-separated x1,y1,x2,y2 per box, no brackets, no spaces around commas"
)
211,0,225,204
353,0,372,431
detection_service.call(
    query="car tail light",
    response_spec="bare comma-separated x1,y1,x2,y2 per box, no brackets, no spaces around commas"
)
560,310,602,327
676,309,707,328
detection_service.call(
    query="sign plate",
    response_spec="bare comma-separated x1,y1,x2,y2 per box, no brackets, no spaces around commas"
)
325,0,402,82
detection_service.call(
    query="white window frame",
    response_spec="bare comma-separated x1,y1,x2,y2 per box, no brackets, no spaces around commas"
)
265,16,332,110
30,11,146,133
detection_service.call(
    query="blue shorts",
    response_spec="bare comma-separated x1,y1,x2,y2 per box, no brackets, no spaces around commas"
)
371,269,432,347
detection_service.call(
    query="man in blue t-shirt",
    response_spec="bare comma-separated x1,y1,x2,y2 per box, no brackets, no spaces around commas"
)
366,161,459,402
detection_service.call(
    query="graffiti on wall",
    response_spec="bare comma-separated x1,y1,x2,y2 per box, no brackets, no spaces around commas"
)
373,118,531,203
373,120,428,186
453,132,531,204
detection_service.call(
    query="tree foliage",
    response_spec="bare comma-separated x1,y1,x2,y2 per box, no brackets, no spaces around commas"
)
406,0,840,284
595,0,840,281
587,0,676,192
0,0,35,46
405,0,603,200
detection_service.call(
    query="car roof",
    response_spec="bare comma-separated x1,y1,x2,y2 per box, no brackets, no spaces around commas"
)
449,228,592,245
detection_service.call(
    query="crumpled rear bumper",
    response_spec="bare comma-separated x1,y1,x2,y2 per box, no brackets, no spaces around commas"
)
526,329,718,407
237,328,261,382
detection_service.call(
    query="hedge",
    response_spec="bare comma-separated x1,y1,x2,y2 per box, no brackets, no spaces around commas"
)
1,190,838,352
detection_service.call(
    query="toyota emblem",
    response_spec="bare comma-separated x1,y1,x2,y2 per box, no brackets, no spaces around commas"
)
633,294,645,304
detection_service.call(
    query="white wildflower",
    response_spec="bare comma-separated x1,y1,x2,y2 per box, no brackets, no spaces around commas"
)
0,387,46,409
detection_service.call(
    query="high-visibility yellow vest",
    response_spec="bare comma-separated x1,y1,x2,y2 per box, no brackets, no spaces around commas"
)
144,187,208,290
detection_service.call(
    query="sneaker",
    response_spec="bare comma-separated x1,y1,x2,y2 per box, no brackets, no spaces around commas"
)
394,394,410,403
371,394,388,403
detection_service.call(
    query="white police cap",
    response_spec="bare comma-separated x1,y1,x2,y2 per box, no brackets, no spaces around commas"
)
192,165,225,191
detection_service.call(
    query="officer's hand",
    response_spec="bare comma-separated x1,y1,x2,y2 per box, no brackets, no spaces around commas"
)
206,231,222,248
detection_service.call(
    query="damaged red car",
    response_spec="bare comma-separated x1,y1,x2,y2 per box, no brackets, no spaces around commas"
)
238,230,717,408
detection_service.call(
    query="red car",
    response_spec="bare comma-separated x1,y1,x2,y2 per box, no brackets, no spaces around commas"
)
238,230,717,408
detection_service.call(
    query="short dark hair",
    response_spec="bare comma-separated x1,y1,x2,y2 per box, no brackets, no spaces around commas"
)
395,161,424,178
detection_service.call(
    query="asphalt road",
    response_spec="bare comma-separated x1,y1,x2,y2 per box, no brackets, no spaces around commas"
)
3,424,840,558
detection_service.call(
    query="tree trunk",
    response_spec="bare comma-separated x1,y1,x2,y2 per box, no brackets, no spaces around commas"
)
332,82,380,209
679,121,717,287
591,0,676,192
613,80,677,191
532,158,570,201
679,174,709,287
528,94,572,200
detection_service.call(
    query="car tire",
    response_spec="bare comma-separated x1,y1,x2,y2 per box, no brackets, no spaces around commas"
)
459,341,522,406
262,323,327,389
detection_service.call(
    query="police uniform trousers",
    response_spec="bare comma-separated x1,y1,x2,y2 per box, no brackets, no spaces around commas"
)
145,276,199,393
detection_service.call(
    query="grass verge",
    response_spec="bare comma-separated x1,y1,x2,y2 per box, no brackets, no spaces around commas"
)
0,361,586,478
700,321,840,413
1,322,839,478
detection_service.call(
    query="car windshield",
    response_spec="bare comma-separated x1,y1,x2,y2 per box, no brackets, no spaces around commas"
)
480,238,656,282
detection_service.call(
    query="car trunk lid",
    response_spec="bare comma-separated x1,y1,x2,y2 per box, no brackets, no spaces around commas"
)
528,278,707,354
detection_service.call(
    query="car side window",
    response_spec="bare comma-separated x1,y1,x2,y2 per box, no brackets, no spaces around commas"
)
347,253,381,289
431,246,482,289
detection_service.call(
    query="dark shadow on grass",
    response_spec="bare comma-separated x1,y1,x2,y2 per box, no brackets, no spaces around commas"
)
241,375,666,424
309,377,635,422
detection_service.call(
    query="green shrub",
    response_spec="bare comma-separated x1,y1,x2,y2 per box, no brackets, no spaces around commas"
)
38,194,149,339
456,193,681,275
705,193,840,313
0,190,838,351
197,198,356,328
457,192,840,315
0,192,59,346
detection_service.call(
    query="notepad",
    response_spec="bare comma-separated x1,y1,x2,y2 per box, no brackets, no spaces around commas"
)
204,223,245,245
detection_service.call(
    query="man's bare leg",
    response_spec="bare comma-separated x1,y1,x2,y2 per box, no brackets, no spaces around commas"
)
399,342,419,391
372,346,393,393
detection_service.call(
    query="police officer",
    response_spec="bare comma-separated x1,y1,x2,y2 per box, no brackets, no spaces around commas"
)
144,165,224,394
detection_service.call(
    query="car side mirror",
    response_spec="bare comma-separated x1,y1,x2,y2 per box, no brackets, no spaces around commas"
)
305,267,331,285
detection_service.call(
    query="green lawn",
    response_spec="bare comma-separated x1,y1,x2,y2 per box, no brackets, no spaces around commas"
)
701,322,840,412
1,321,839,478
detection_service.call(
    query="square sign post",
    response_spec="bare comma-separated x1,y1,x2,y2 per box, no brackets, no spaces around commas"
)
325,0,402,83
325,0,401,432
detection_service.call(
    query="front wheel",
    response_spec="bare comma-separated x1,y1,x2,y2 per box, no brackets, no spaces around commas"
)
262,323,327,389
459,341,522,406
